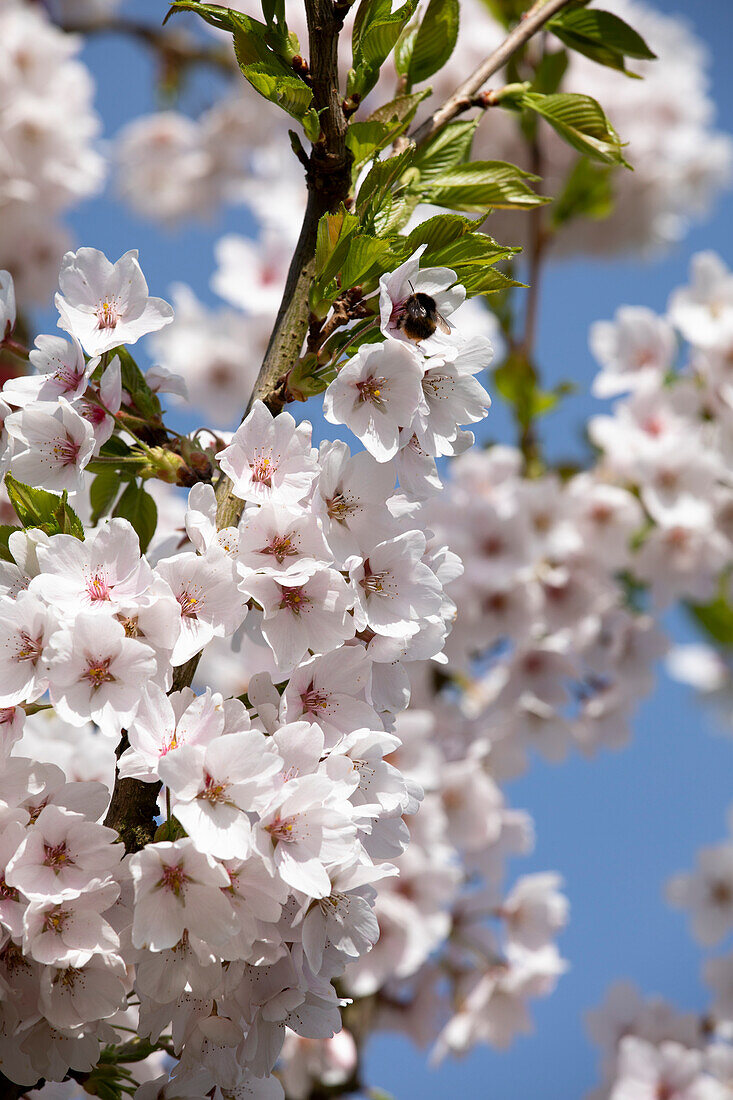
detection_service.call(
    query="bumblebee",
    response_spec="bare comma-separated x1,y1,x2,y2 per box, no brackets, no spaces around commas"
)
395,283,453,343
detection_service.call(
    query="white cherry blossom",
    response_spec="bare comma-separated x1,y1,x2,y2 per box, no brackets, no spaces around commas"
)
55,247,173,356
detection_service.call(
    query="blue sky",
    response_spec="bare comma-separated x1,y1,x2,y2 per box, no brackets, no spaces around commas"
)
49,1,733,1096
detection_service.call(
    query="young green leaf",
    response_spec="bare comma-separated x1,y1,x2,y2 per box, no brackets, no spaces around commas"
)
422,159,549,211
532,49,568,94
90,470,123,525
349,0,419,99
407,0,460,87
0,524,21,564
688,594,733,648
5,474,85,540
548,7,656,77
520,92,630,166
551,155,614,228
411,119,479,184
113,481,158,553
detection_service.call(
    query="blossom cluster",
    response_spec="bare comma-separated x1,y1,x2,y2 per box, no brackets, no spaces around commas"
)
585,981,731,1099
0,238,569,1097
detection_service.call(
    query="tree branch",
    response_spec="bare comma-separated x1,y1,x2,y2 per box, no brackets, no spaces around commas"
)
214,0,352,530
409,0,573,148
103,654,203,851
58,17,236,75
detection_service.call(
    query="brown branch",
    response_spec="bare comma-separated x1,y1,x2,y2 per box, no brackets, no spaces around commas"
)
214,0,353,531
409,0,573,148
103,653,203,851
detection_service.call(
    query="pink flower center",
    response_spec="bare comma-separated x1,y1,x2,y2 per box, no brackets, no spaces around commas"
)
82,400,108,427
250,452,275,486
53,364,85,394
177,589,200,619
259,534,298,563
86,573,111,602
278,585,310,615
44,907,69,934
43,841,74,872
356,375,387,409
360,559,390,596
158,862,190,897
0,876,19,902
199,771,229,804
326,491,354,522
14,630,43,664
159,731,181,756
266,815,298,843
301,686,329,712
96,299,120,330
52,432,81,468
0,707,16,725
83,656,116,690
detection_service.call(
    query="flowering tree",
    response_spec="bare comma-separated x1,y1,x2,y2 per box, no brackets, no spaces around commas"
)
0,0,731,1098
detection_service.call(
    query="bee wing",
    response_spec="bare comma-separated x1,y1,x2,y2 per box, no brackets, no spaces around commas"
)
436,311,454,335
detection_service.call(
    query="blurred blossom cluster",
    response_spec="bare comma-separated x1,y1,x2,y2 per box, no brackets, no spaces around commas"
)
0,0,105,304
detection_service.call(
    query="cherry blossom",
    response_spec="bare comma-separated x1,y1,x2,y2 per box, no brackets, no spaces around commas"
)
323,340,425,462
217,400,318,506
55,247,173,356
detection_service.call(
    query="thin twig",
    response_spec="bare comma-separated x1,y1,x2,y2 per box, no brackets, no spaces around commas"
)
58,17,236,74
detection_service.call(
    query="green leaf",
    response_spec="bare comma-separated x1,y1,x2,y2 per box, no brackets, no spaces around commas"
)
350,0,419,99
315,207,360,278
407,0,460,86
366,89,430,128
167,3,316,133
405,212,480,252
394,22,418,75
493,351,561,428
520,92,630,166
0,524,21,564
90,470,123,525
238,61,313,124
551,155,614,227
479,0,532,29
5,475,85,540
113,482,158,553
548,7,656,76
402,215,522,295
532,49,568,94
347,90,430,170
688,594,733,648
341,234,394,289
356,146,415,221
115,347,162,420
411,119,478,183
422,159,549,211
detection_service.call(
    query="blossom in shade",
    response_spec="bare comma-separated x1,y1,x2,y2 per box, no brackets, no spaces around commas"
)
158,730,283,859
6,804,121,902
2,334,94,407
155,550,247,666
350,531,443,638
44,611,157,735
129,839,236,951
241,569,355,675
0,590,57,706
30,518,154,613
